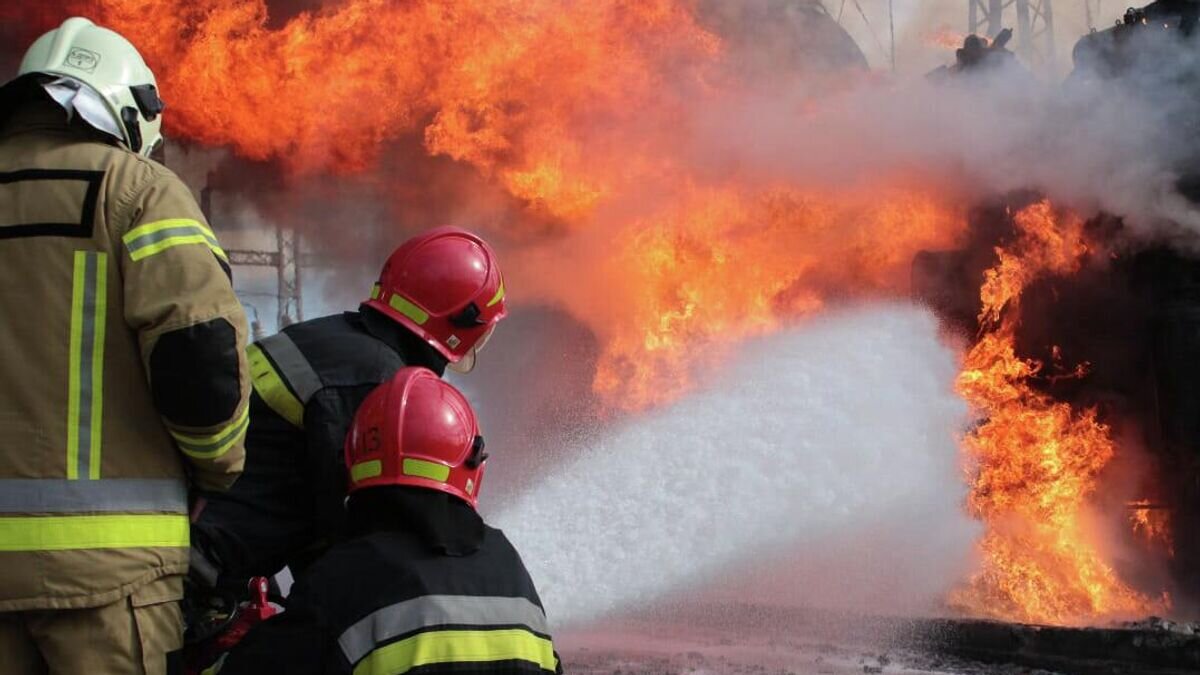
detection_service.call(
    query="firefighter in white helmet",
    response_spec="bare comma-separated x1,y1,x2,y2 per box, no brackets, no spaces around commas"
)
0,17,250,675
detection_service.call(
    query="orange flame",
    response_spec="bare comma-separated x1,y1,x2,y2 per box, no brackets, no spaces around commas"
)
949,201,1165,624
925,24,968,50
592,185,963,410
37,1,966,409
1129,502,1175,558
65,0,717,225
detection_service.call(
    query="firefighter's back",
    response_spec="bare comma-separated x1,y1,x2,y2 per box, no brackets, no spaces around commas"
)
0,18,251,675
0,99,196,609
216,523,562,675
311,525,560,675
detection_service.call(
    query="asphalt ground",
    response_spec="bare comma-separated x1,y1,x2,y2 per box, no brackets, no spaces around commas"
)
555,602,1200,675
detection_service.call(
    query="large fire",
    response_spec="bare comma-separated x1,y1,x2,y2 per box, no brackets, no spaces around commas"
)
9,0,967,409
948,201,1165,624
4,2,1176,625
27,0,718,218
592,184,963,409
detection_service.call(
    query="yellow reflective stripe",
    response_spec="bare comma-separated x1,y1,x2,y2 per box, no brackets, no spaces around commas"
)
352,629,557,675
89,254,107,479
123,218,227,262
0,514,189,551
369,284,381,300
66,252,85,480
67,251,107,480
402,458,450,482
124,217,218,242
486,281,505,308
387,295,430,325
351,460,382,483
131,234,227,261
247,344,305,427
169,406,250,459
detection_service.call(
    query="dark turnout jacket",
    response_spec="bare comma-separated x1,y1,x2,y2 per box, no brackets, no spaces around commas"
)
193,310,446,579
212,489,562,675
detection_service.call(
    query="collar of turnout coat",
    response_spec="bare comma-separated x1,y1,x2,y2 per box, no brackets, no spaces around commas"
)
346,486,485,556
353,309,448,376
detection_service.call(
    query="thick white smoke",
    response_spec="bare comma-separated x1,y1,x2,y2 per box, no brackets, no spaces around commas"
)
684,36,1200,244
492,303,977,627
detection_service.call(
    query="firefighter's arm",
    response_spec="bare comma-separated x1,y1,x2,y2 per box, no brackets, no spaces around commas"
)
118,169,251,491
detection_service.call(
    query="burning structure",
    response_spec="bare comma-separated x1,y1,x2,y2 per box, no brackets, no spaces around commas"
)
915,1,1200,624
3,0,1200,656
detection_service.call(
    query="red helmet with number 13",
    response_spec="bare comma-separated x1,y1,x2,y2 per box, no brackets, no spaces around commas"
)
344,367,487,508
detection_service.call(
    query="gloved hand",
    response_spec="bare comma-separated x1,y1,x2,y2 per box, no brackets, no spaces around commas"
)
184,528,237,646
189,542,222,592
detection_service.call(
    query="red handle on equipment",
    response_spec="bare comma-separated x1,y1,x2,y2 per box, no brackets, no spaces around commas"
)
212,577,278,651
187,577,279,675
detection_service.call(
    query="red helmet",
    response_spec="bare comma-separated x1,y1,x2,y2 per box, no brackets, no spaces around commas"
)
344,367,487,508
364,226,507,368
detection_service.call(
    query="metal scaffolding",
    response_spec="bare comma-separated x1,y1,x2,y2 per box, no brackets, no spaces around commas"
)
200,175,304,334
967,0,1057,73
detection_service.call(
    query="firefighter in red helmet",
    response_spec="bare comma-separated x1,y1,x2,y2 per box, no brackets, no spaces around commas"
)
207,368,561,675
191,226,508,590
365,226,506,374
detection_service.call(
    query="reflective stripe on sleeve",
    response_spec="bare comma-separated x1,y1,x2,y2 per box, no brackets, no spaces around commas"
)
0,479,187,514
66,251,107,480
339,595,550,665
351,628,557,675
247,333,322,428
169,405,250,459
122,218,227,262
0,514,189,551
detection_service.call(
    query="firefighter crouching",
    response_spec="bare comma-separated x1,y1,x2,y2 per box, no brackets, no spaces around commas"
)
0,17,250,674
208,367,561,675
192,227,507,584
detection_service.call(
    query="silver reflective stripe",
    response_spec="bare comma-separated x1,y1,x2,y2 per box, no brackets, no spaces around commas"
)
77,251,100,479
258,332,322,402
0,478,187,513
338,595,549,664
67,250,107,481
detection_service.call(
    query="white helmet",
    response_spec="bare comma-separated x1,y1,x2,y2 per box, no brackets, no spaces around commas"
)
12,17,164,156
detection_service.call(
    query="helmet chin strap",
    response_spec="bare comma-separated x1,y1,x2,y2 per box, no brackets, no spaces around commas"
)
446,324,495,374
447,348,477,374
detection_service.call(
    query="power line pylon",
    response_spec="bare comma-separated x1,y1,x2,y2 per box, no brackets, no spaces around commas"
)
200,173,304,333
